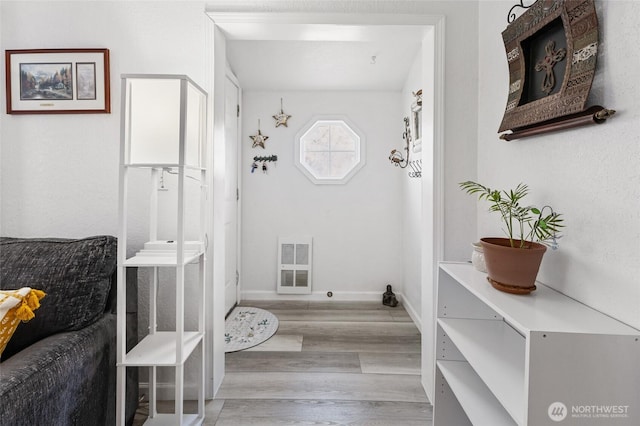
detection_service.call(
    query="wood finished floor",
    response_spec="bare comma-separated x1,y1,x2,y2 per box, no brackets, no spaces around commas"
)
134,301,432,425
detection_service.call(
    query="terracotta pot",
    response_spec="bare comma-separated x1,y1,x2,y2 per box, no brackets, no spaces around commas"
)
479,237,547,294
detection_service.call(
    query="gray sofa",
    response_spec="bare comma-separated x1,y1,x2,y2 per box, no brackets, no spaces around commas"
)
0,236,138,426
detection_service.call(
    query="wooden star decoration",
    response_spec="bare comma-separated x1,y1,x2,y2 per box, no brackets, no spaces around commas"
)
250,129,268,149
272,98,292,127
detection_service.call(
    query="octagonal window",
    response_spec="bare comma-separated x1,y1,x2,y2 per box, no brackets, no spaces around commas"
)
295,117,365,184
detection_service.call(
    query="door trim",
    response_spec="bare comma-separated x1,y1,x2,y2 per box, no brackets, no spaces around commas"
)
205,11,445,403
225,69,242,316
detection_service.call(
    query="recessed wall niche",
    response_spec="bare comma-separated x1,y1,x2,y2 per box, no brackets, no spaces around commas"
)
519,17,566,105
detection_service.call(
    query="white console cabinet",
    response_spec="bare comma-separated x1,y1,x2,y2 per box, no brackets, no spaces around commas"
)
434,262,639,426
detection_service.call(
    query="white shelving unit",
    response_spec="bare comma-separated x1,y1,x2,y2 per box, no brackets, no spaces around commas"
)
116,74,208,426
434,262,639,426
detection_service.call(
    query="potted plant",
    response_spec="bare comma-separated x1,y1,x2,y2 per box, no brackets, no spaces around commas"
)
460,181,564,294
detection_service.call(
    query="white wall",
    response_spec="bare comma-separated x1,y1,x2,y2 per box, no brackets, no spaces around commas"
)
0,0,207,242
0,0,213,396
477,1,640,329
240,90,404,300
400,52,423,327
206,0,479,262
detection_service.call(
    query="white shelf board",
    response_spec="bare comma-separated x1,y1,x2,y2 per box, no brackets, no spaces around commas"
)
143,240,204,251
437,360,516,426
142,414,203,426
439,318,525,424
439,262,639,336
123,251,203,267
121,332,203,366
124,163,206,172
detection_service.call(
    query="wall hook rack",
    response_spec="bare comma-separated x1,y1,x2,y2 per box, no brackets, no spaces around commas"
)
253,155,278,163
251,155,278,174
408,159,422,178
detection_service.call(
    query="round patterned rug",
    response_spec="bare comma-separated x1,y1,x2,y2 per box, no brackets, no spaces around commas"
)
224,307,279,353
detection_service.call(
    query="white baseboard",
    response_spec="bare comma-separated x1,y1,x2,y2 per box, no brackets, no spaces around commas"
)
241,290,384,302
399,293,422,332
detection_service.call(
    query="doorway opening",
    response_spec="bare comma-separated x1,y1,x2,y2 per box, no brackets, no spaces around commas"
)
205,12,445,402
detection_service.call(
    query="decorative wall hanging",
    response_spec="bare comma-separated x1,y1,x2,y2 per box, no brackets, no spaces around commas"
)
389,117,411,169
498,0,615,141
507,0,534,23
5,48,110,114
272,98,291,127
250,119,269,149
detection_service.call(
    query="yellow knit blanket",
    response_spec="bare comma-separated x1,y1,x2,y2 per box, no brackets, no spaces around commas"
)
0,287,46,356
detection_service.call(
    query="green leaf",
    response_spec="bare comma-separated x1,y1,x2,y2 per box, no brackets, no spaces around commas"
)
459,180,564,247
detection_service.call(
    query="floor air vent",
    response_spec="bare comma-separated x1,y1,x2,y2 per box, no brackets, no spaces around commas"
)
277,237,312,294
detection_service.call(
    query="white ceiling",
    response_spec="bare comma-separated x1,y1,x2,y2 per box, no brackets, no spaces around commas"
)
227,39,421,91
218,23,425,91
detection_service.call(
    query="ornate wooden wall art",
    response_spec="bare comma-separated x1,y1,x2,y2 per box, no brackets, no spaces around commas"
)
498,0,615,140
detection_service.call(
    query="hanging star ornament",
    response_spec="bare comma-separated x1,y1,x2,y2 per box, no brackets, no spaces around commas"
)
273,111,291,128
250,120,269,149
272,98,292,128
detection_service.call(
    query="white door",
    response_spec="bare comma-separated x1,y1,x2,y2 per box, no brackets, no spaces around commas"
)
224,75,240,315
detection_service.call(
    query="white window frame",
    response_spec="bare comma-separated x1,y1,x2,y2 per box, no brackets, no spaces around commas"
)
294,115,366,185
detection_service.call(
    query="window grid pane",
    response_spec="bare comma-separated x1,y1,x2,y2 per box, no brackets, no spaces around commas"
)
299,119,361,182
330,152,358,178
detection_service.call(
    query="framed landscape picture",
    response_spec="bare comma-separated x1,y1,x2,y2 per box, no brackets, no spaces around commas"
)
5,48,110,114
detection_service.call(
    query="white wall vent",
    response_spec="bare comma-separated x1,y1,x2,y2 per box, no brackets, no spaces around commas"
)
277,237,312,294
